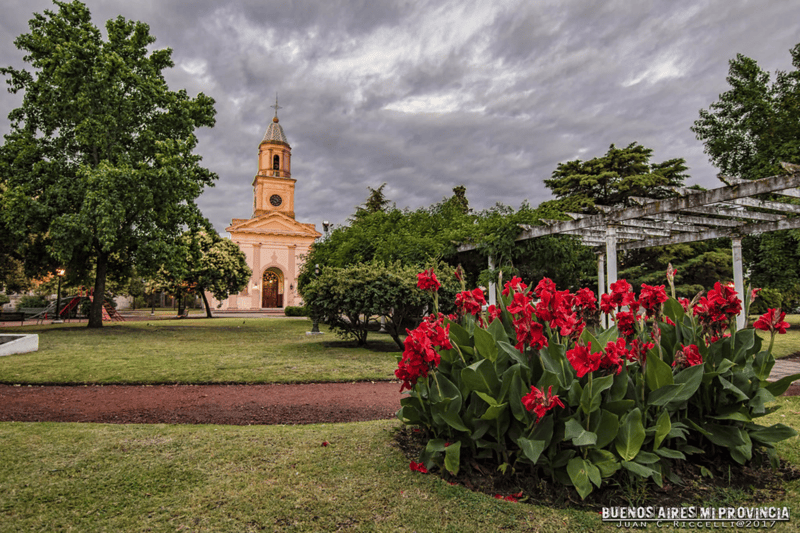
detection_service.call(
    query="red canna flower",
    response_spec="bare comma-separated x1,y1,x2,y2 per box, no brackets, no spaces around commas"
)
455,288,486,316
672,344,703,369
566,342,602,377
533,277,557,297
600,293,615,314
754,308,790,335
627,339,654,365
639,284,668,317
502,276,528,297
614,311,636,338
395,315,452,392
513,315,547,352
416,269,441,292
575,288,597,311
506,291,533,316
750,287,761,302
600,338,626,374
521,385,564,421
487,304,502,323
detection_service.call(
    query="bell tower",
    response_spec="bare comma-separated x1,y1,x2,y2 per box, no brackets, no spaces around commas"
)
253,95,296,218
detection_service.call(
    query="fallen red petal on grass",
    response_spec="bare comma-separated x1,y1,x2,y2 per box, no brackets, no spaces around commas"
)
409,461,428,473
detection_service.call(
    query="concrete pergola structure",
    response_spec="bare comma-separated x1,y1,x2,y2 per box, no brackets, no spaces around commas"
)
460,166,800,329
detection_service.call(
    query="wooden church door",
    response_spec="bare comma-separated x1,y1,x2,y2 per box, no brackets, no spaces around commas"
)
261,270,283,308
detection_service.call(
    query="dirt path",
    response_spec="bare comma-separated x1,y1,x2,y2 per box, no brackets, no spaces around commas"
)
1,378,798,427
0,381,404,426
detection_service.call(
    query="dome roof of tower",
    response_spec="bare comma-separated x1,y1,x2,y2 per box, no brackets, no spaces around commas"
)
261,117,288,146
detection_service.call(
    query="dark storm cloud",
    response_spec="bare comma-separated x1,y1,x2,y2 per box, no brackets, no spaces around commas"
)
2,0,799,235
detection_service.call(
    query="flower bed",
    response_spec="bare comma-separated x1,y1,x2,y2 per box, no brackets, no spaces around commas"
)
397,268,798,499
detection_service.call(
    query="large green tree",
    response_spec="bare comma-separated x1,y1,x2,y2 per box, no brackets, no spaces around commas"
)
692,42,800,308
159,231,251,318
0,1,217,327
543,142,689,212
541,143,733,295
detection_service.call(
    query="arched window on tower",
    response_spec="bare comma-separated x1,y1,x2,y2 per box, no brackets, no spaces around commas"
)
273,155,280,171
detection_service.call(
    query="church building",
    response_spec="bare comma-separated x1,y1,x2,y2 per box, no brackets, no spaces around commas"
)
211,101,321,310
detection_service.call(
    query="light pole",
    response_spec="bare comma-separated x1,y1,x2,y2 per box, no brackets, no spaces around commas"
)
53,269,65,324
308,264,322,335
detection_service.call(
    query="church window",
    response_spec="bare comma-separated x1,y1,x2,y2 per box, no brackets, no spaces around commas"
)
273,155,280,170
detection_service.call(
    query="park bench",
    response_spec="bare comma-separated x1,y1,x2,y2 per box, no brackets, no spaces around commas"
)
0,312,26,325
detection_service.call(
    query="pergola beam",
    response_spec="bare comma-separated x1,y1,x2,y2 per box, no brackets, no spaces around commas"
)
508,172,800,243
645,212,746,228
617,216,800,250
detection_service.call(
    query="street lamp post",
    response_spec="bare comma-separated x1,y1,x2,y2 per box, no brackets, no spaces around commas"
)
53,269,65,324
308,264,322,335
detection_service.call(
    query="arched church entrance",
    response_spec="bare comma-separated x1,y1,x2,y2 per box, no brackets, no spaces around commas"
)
261,268,284,308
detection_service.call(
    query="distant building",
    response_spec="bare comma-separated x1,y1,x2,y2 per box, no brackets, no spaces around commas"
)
210,101,320,310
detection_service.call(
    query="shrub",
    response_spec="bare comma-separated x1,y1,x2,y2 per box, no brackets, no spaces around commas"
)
284,305,308,317
302,261,460,348
750,287,783,315
396,271,798,500
15,295,48,310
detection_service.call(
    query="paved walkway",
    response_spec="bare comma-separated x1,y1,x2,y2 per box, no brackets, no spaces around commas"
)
767,359,800,381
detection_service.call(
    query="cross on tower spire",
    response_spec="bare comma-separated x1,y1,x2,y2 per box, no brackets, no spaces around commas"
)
271,93,281,121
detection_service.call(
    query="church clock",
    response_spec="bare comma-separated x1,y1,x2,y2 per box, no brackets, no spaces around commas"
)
270,194,283,207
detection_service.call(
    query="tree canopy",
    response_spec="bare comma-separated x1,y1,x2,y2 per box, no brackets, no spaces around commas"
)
0,1,217,326
158,231,251,318
693,41,800,308
542,142,689,212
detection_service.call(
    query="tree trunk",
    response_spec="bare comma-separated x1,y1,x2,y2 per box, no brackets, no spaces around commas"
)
87,251,109,328
201,290,213,318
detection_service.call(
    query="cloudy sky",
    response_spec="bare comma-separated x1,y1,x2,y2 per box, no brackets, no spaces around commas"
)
2,0,799,235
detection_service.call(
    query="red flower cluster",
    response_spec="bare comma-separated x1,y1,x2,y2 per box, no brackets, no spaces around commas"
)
487,304,502,323
566,342,602,377
534,278,589,340
614,310,637,338
455,288,486,316
672,344,703,369
502,276,528,297
627,339,654,365
600,338,627,374
693,282,741,339
600,280,638,314
416,269,440,292
409,461,428,473
639,284,668,318
521,385,565,421
514,315,548,352
395,316,452,392
754,308,791,335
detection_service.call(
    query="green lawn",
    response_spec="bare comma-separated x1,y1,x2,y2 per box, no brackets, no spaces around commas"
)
2,399,799,532
0,318,400,384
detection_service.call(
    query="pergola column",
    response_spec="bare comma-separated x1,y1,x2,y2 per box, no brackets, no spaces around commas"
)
732,237,745,329
597,252,606,329
488,255,497,306
605,225,618,290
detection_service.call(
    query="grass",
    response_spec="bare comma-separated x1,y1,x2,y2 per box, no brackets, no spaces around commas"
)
0,420,594,532
0,318,400,384
1,399,799,532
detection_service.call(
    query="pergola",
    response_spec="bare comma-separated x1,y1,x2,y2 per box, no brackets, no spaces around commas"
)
459,165,800,328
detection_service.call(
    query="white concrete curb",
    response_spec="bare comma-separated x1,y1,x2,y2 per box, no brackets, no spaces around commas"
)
0,334,39,356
